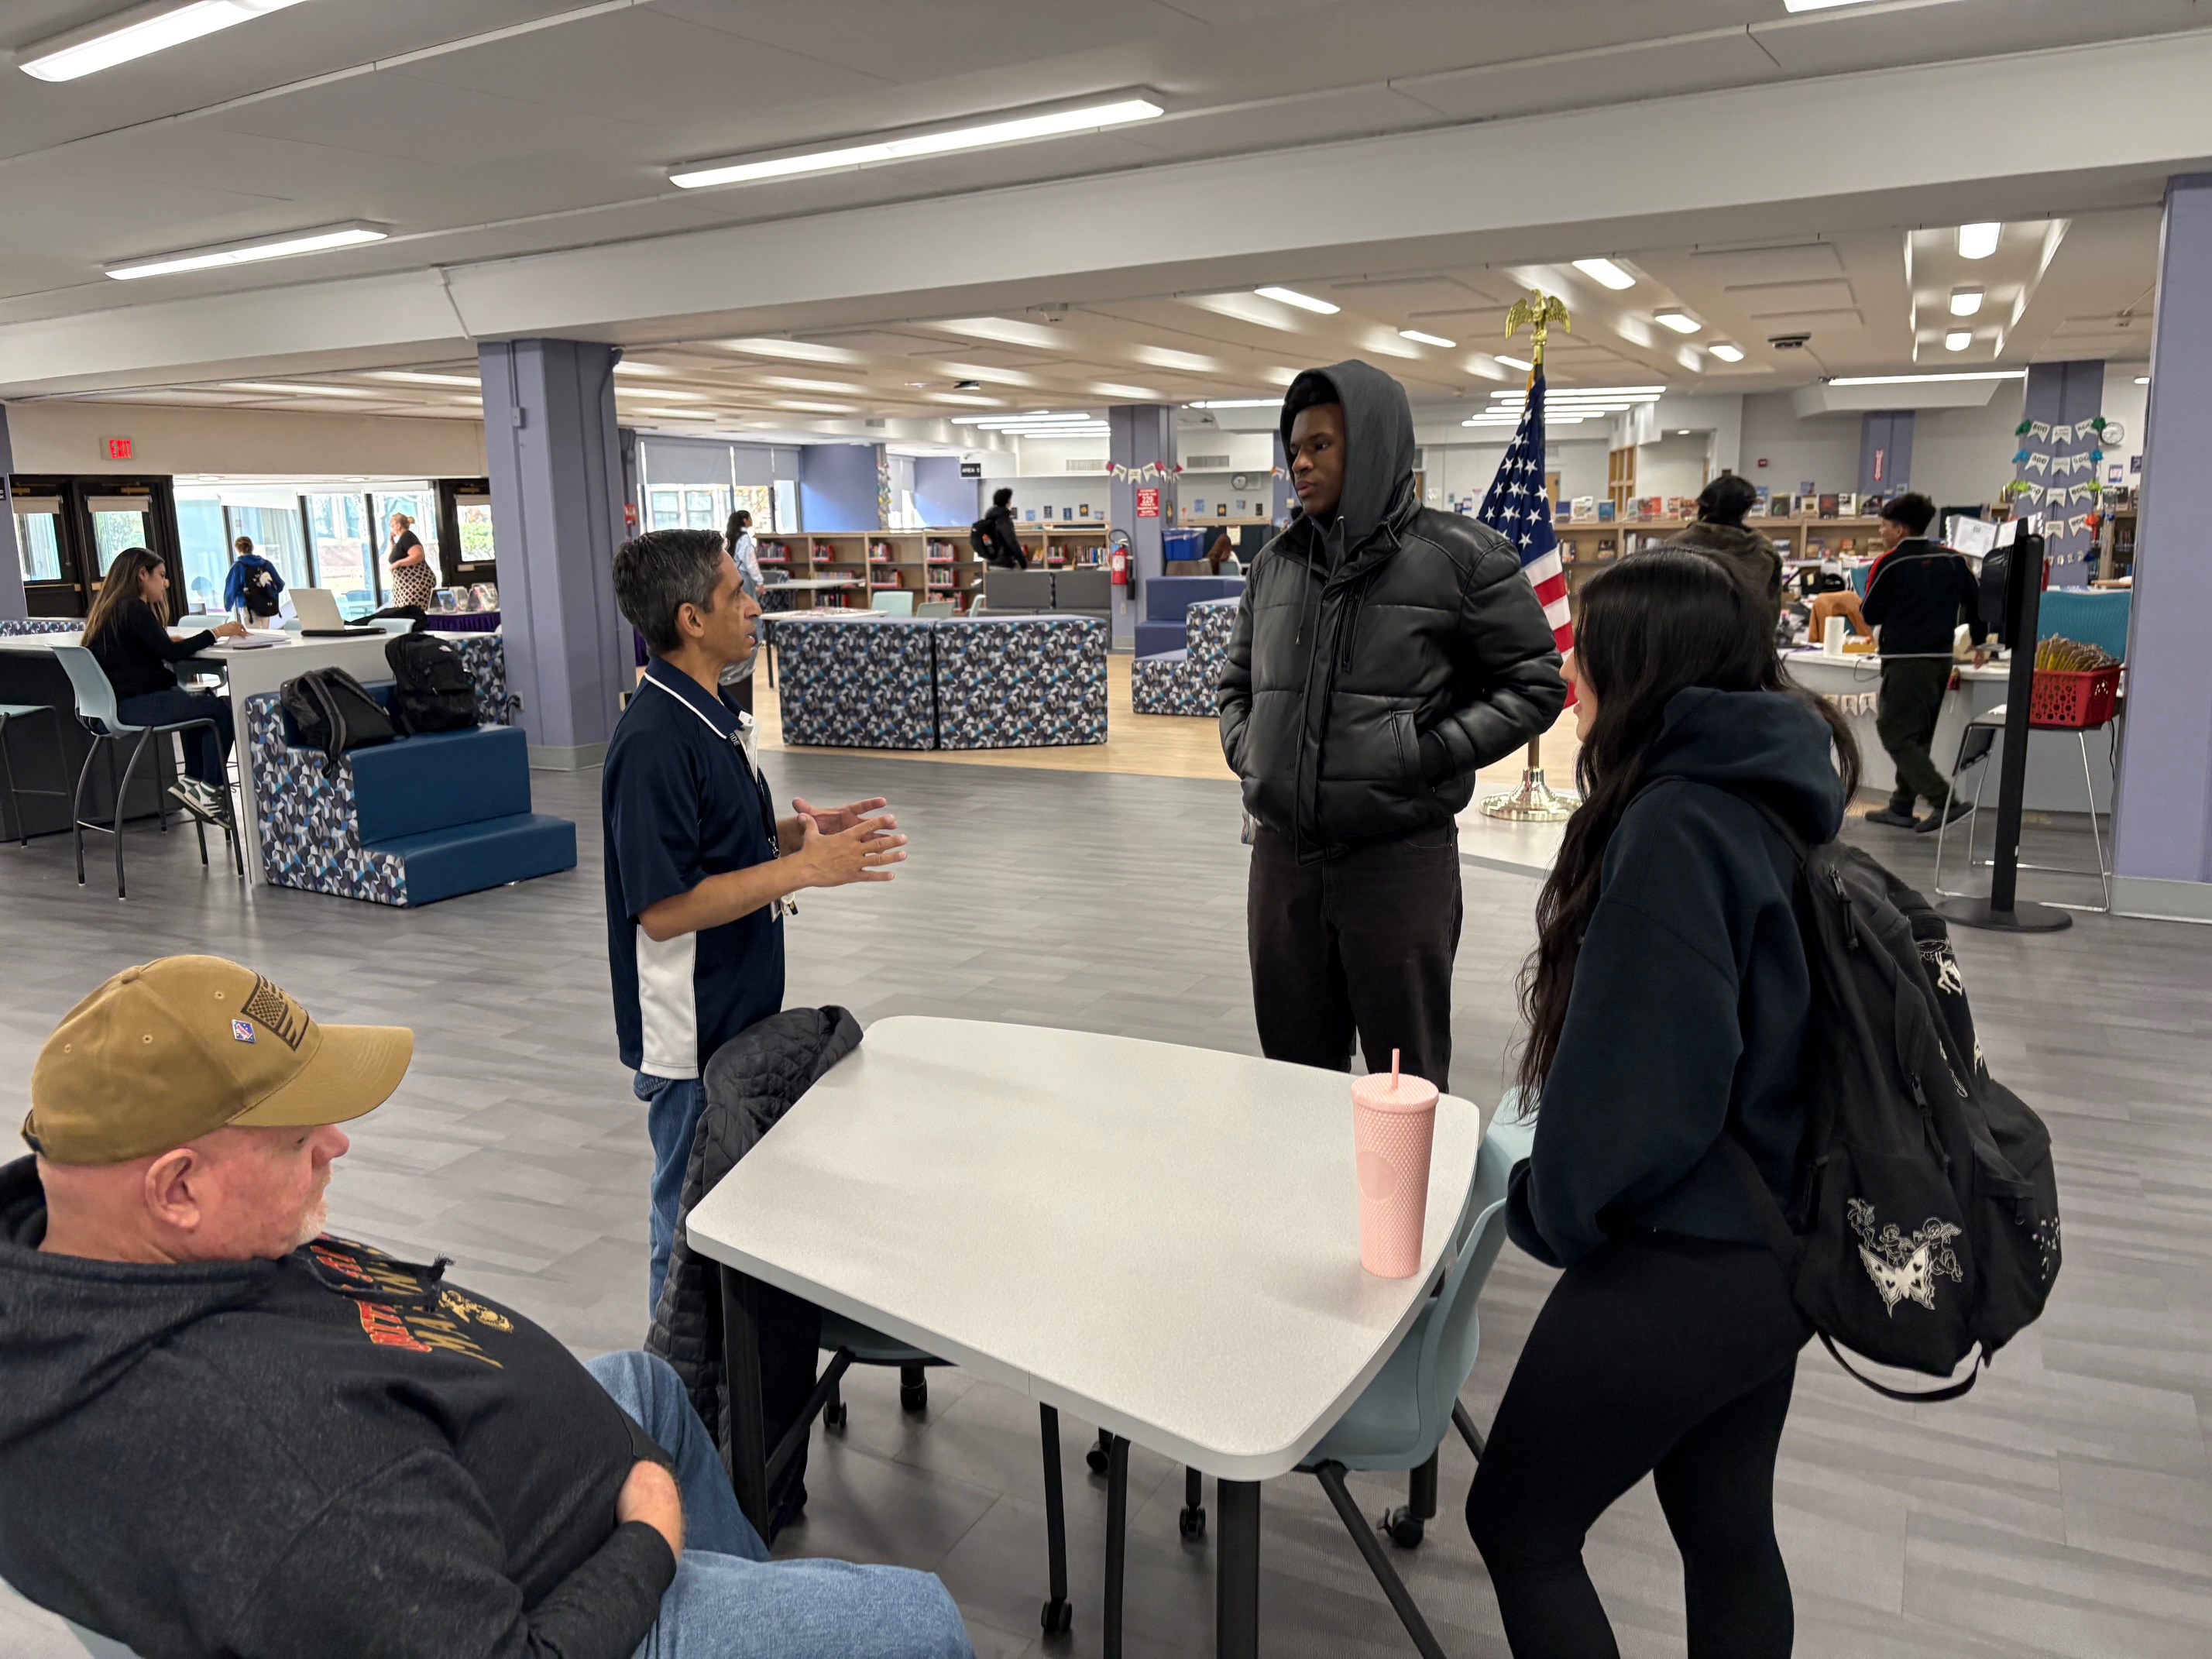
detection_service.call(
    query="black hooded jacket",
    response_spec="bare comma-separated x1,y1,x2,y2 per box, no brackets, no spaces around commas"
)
0,1159,675,1659
1506,687,1848,1268
1218,360,1566,856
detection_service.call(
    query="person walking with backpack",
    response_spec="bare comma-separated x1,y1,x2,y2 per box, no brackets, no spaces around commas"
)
222,534,285,622
971,488,1029,570
1465,550,1853,1659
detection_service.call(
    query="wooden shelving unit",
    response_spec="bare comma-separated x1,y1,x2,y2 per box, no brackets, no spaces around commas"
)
757,526,1109,613
1554,516,1891,613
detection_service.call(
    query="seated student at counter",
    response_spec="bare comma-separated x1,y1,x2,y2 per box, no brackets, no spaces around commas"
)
1854,493,1988,833
84,546,246,826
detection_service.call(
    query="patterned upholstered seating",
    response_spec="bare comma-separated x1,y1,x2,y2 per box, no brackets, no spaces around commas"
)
1132,596,1238,718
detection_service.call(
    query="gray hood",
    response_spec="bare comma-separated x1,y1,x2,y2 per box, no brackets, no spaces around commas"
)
1279,359,1417,552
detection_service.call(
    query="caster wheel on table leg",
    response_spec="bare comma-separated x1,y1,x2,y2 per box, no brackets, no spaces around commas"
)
1179,1505,1207,1540
823,1400,848,1431
899,1382,927,1414
1040,1597,1073,1634
1380,1506,1426,1550
1085,1441,1111,1475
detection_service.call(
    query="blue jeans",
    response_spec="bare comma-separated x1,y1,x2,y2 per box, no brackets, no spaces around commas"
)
638,1071,706,1317
586,1352,972,1659
115,688,233,788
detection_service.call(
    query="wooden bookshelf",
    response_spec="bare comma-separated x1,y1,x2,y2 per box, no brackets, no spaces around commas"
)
1554,516,1892,613
757,527,1112,613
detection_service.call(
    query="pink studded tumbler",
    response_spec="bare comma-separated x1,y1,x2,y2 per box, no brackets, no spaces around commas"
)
1351,1050,1439,1278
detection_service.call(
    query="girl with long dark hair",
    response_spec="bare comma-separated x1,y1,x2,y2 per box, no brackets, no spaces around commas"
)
83,547,246,823
1466,550,1860,1658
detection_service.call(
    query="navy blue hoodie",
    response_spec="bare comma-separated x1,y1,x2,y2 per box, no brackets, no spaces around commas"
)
1507,686,1847,1267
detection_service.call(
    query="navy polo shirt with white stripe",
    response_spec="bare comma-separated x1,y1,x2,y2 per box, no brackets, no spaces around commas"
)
602,658,785,1078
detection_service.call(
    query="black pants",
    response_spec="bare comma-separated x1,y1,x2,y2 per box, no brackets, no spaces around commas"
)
1877,658,1953,812
1466,1233,1812,1659
115,689,233,788
1247,820,1462,1091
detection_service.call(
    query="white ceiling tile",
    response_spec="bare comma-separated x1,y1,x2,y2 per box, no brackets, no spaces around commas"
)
1726,279,1858,318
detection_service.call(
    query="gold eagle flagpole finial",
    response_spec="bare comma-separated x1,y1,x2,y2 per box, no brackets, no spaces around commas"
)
1504,291,1571,373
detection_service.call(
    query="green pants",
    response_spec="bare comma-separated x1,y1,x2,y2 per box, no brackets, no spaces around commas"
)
1877,658,1954,812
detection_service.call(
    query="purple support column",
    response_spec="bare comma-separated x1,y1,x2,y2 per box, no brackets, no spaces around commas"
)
799,445,884,532
1857,411,1914,495
0,407,26,620
1269,431,1293,527
2113,174,2212,921
1108,406,1175,650
912,456,977,528
479,338,630,770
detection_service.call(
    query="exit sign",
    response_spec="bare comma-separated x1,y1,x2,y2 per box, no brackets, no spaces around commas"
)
102,436,134,462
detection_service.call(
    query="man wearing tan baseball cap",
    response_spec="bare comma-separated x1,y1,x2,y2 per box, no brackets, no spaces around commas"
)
0,957,971,1659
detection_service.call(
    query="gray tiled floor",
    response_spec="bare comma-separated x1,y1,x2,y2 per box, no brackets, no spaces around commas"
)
2,757,2208,1657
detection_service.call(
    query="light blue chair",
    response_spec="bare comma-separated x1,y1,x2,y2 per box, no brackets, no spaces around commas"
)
870,589,915,617
1089,1104,1529,1656
50,644,242,898
915,599,956,618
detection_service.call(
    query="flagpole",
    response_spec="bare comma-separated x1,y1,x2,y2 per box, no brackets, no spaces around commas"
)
1482,291,1581,824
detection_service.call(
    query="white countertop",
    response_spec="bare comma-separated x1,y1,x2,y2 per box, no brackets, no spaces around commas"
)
682,1015,1486,1480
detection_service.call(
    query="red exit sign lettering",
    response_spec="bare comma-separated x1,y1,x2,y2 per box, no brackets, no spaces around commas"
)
102,436,134,462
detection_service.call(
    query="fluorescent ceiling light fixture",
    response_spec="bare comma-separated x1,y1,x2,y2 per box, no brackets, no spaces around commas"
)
1399,329,1457,348
953,410,1094,426
637,407,716,420
1187,398,1280,409
617,387,708,402
1827,369,2026,386
933,393,1001,407
18,0,311,82
1253,286,1339,314
220,381,376,399
1571,257,1636,290
1133,345,1221,373
670,95,1163,188
1652,310,1701,335
1709,343,1746,362
756,375,867,393
612,361,679,376
771,401,858,414
1957,222,2002,260
362,369,477,387
1949,287,1984,317
1944,331,1973,352
2136,376,2150,384
1496,355,1534,372
717,337,864,365
1091,383,1162,400
105,220,384,280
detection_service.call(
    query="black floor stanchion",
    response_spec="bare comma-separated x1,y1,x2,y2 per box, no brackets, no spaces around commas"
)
1939,529,2071,933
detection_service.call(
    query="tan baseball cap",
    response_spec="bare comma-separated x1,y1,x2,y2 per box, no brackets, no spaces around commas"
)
24,956,414,1166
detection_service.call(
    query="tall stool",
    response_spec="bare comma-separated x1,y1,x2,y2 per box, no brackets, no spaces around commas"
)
0,702,70,845
50,646,242,899
1933,701,2112,913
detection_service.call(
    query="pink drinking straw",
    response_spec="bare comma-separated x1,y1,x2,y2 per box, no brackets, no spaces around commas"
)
1393,1049,1401,1089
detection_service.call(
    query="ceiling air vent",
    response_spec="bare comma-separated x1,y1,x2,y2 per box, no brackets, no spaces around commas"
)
1186,453,1231,469
864,418,887,429
1768,332,1812,352
1066,459,1108,472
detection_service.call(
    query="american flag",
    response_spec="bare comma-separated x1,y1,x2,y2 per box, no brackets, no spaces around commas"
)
1475,366,1575,701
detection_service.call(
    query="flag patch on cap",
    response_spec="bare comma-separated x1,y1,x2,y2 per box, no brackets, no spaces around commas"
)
231,1019,256,1044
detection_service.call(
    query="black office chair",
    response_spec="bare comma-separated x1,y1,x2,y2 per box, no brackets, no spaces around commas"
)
0,701,69,846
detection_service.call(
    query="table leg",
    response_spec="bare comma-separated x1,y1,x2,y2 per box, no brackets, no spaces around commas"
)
718,1262,771,1536
1216,1479,1259,1659
1104,1435,1129,1658
1038,1406,1072,1634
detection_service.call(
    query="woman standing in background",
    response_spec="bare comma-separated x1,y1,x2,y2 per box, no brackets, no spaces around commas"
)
386,511,437,610
719,508,764,716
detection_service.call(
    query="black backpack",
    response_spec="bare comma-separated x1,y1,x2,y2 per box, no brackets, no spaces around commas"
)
384,631,478,735
1729,793,2061,1400
280,668,395,769
238,565,282,619
969,517,991,558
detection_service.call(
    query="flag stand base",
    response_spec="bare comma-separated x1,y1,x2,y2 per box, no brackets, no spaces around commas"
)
1481,767,1579,823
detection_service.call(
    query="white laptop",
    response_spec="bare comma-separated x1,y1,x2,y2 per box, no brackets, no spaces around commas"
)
290,588,378,637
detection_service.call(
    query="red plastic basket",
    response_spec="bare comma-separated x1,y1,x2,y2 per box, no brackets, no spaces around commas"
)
2028,665,2120,730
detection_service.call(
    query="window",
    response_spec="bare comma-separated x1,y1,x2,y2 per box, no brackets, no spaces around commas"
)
647,488,682,532
174,495,228,613
772,479,799,536
12,498,63,582
732,483,772,535
307,493,373,617
685,487,720,530
454,494,496,566
226,504,309,587
88,499,154,574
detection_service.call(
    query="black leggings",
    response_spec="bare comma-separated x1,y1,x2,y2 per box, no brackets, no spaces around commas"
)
1465,1233,1812,1658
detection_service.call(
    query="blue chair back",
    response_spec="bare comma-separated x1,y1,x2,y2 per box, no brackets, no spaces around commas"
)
1405,1101,1530,1458
50,644,128,736
2037,587,2131,662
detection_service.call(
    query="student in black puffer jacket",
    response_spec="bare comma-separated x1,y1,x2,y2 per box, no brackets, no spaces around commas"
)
1465,550,1861,1659
1218,359,1565,1090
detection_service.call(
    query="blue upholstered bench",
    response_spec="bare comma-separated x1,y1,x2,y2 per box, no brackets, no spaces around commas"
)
1134,575,1245,660
243,689,575,906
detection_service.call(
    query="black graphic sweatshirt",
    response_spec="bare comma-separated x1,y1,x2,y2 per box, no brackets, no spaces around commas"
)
0,1157,675,1658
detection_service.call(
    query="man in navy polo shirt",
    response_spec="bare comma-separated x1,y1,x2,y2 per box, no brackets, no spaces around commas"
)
606,529,906,1314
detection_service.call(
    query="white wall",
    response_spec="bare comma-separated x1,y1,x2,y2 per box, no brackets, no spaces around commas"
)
1739,391,1858,496
6,400,487,478
1637,434,1710,500
1425,437,1610,513
1911,384,2027,510
2100,361,2152,486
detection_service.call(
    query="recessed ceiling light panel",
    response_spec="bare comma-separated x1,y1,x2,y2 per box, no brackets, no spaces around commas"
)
1949,287,1984,317
1828,370,2026,386
1653,309,1701,335
1398,328,1456,348
1944,330,1973,352
670,94,1163,188
1253,286,1339,314
1957,222,2002,260
1709,344,1746,362
1495,355,1534,372
1571,258,1636,290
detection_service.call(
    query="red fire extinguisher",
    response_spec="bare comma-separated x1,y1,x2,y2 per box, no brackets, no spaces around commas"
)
1109,548,1128,586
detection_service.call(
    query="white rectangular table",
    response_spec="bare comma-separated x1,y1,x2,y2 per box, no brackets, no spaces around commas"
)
683,1015,1485,1657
